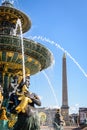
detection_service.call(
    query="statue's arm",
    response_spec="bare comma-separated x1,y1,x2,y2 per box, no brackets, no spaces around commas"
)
31,93,41,106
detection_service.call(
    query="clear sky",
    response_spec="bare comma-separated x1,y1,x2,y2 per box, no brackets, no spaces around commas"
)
2,0,87,114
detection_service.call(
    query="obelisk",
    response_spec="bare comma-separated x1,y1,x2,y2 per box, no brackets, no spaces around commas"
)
61,53,69,125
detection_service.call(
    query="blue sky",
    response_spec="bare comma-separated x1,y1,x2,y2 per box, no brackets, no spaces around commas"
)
2,0,87,113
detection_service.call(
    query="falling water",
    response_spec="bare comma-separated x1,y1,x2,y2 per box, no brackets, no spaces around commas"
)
15,19,26,82
29,36,87,78
43,71,59,107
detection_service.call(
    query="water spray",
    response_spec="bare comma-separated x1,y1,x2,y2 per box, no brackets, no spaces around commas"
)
29,36,87,78
43,71,59,107
2,0,14,3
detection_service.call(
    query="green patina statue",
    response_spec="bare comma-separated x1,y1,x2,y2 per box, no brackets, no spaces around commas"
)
8,76,41,130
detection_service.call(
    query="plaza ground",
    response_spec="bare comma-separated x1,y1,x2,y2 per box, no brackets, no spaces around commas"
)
40,126,82,130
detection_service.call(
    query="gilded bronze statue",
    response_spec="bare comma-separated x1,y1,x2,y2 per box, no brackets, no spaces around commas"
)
8,76,41,130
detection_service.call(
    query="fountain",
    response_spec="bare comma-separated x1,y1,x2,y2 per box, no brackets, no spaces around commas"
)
0,0,53,130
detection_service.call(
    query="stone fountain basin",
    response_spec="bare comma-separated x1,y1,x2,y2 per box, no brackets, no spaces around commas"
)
0,35,53,75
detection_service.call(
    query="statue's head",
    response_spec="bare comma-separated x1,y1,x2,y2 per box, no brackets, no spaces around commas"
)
56,109,60,113
25,76,30,88
18,75,30,92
